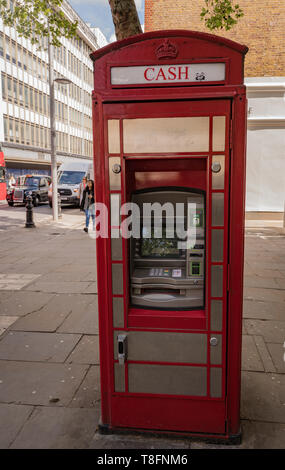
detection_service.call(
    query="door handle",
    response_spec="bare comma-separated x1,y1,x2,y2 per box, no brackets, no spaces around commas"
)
117,334,127,365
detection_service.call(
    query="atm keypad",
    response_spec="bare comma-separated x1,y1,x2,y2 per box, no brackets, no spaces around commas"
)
149,268,182,278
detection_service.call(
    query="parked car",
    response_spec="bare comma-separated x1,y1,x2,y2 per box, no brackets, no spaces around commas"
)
6,175,51,207
48,160,93,208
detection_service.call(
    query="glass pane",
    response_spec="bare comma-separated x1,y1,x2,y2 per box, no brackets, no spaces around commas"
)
112,297,124,328
211,265,223,297
110,193,121,226
111,237,123,261
112,264,124,295
211,229,224,262
123,117,209,153
211,299,223,331
210,367,222,397
212,193,224,227
109,157,121,190
212,155,225,190
213,116,226,151
108,119,120,154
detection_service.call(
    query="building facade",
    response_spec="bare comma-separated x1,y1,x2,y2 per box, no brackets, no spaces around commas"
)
0,0,101,180
145,0,285,212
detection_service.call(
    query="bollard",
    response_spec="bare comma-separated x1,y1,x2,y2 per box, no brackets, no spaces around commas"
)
58,193,62,219
25,193,35,228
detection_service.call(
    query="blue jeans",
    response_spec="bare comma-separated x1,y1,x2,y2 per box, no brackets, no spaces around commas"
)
85,208,95,229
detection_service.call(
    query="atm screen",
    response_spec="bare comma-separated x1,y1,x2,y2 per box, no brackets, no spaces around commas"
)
130,189,205,310
140,225,185,258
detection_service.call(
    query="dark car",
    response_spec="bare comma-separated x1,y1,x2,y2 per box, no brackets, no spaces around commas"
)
6,175,51,207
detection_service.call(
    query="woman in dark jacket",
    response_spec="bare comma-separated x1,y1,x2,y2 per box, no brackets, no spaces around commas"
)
80,179,95,233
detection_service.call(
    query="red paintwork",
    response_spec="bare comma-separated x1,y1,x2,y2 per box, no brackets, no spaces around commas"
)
91,30,247,440
0,151,6,201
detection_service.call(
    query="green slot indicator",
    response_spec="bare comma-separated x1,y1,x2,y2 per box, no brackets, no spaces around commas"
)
191,262,201,276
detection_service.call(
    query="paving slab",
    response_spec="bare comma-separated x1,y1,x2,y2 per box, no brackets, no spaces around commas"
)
0,361,88,406
10,406,99,449
0,291,54,317
10,293,96,332
39,271,92,282
241,335,264,372
253,335,276,373
276,278,285,289
244,320,285,343
23,281,92,294
240,420,285,449
0,404,34,449
58,298,98,334
21,261,72,275
66,335,99,365
0,331,81,363
82,272,97,282
266,343,285,373
84,282,97,294
54,263,96,273
0,316,19,337
246,268,285,279
0,274,40,290
241,371,285,423
244,286,285,303
244,276,281,289
243,299,285,321
69,366,100,408
89,432,192,449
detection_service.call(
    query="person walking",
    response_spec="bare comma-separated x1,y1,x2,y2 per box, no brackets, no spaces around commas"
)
8,174,15,188
80,179,95,233
78,176,87,209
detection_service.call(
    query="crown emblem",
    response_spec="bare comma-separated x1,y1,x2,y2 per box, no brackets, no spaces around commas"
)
155,39,178,60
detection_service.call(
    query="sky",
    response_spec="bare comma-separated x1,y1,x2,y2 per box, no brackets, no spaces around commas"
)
68,0,145,43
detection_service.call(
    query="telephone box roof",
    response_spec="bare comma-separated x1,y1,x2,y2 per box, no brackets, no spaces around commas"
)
90,29,248,62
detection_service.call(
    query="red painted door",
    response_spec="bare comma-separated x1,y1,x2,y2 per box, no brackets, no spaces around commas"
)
103,99,231,435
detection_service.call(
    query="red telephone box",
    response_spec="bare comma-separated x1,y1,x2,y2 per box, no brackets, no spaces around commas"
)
90,30,248,442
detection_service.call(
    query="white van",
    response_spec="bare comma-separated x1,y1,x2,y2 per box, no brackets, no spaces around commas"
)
48,160,93,207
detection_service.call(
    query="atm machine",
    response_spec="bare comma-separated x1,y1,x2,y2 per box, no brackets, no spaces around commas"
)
130,189,205,310
91,30,248,442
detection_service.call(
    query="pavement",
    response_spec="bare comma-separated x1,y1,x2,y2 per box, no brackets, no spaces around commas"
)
0,204,285,449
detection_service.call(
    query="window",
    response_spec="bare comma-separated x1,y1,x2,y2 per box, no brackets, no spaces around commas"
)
25,122,30,145
38,92,43,114
19,82,24,105
24,85,29,108
1,73,6,99
15,120,19,143
3,116,8,141
13,79,17,101
9,119,14,142
11,41,16,64
0,34,3,57
5,37,10,61
29,88,33,108
7,76,12,101
23,50,27,71
20,121,25,144
34,90,38,112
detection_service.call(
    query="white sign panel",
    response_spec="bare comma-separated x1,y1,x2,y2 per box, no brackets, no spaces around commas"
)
111,63,226,85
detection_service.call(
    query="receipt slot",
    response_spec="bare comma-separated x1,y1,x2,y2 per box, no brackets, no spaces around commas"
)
91,30,248,442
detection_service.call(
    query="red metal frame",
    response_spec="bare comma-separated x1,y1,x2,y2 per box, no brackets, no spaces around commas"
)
0,151,6,201
91,30,248,441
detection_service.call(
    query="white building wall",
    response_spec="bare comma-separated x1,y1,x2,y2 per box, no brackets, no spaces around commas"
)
245,78,285,212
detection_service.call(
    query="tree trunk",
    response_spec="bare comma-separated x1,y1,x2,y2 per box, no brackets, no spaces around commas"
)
108,0,142,41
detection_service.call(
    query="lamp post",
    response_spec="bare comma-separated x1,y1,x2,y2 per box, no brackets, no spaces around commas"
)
47,39,71,222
